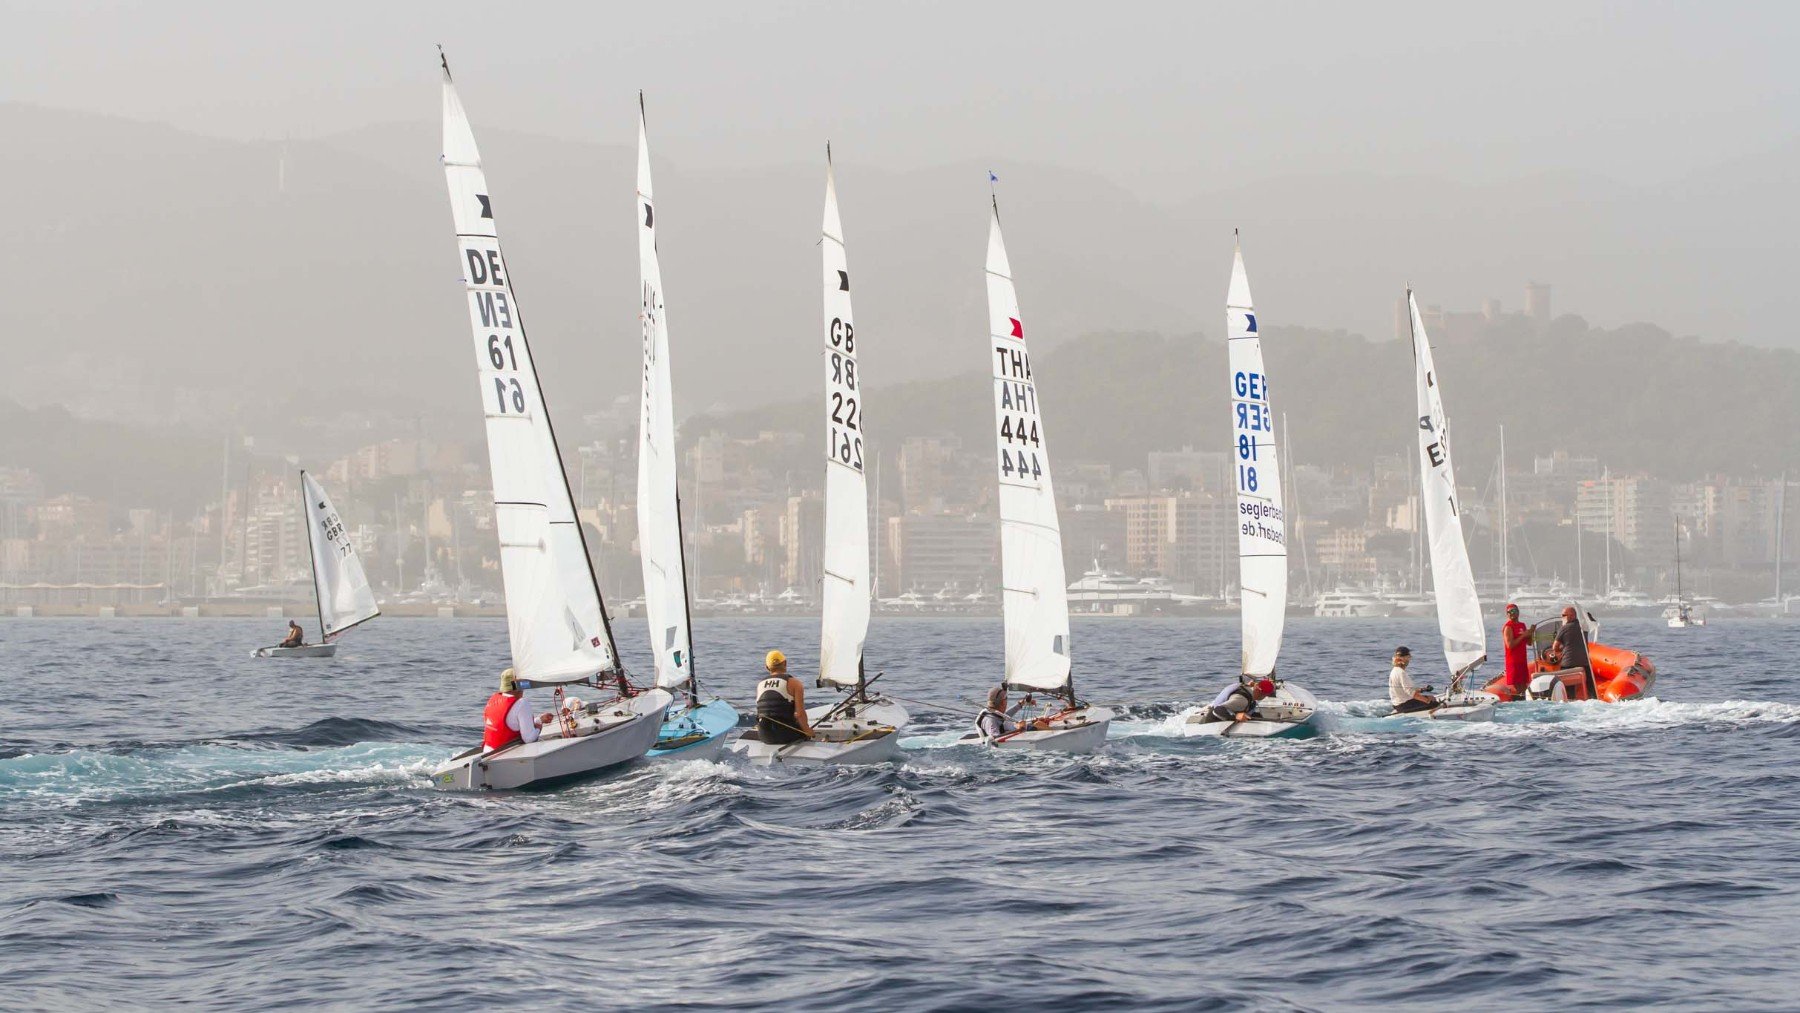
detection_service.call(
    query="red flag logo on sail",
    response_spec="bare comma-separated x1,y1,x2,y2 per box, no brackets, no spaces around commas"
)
1009,318,1023,339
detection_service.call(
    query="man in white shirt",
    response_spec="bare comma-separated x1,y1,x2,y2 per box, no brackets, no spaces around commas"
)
1388,646,1438,714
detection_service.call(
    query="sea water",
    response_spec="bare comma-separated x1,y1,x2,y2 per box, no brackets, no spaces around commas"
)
3,616,1797,1009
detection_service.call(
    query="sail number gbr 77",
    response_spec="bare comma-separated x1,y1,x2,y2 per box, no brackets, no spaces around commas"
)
993,344,1044,483
466,243,531,420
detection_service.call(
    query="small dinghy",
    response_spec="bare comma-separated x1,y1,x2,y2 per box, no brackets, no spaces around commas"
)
252,471,379,659
428,54,663,789
728,151,909,765
957,195,1109,752
1175,239,1317,739
633,95,738,761
1393,290,1494,722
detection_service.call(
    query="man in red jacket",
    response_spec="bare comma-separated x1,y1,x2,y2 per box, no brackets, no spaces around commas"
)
1501,603,1531,696
482,669,548,752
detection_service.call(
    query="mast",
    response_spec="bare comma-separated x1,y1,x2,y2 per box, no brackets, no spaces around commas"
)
1499,424,1509,599
301,470,326,640
674,490,699,705
1674,516,1683,602
1778,473,1787,603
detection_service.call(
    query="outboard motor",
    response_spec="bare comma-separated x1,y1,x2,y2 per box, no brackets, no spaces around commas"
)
1526,673,1568,702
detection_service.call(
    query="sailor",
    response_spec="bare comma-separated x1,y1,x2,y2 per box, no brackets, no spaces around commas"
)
1387,646,1438,713
754,650,814,744
279,621,305,648
975,685,1050,740
1205,677,1275,723
1544,606,1593,682
482,668,546,752
1501,603,1531,695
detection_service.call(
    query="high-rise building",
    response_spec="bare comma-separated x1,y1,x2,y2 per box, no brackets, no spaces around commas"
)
885,513,997,594
1525,281,1551,328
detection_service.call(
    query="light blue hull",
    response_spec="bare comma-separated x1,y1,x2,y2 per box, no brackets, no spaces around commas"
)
646,698,740,761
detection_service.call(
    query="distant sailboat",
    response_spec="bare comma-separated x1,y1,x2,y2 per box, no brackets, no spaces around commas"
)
429,52,670,790
254,470,379,658
1177,237,1318,737
730,148,908,763
1397,290,1495,719
634,95,741,759
1665,517,1705,628
960,193,1112,751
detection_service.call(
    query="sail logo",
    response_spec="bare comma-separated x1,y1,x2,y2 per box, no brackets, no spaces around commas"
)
1244,312,1257,333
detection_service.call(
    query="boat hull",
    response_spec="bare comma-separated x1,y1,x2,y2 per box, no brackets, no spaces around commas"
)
253,643,337,659
727,699,908,766
646,698,740,761
1176,684,1318,738
1482,642,1656,703
428,689,671,790
958,705,1114,752
1414,692,1497,721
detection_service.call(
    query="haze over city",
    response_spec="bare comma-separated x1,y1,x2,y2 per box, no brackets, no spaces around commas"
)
5,0,1799,614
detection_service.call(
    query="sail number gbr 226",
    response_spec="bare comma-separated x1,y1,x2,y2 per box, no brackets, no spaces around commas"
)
993,344,1044,483
826,317,863,470
466,242,530,420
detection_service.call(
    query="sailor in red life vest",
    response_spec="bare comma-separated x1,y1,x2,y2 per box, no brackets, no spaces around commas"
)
482,669,549,752
1501,603,1530,695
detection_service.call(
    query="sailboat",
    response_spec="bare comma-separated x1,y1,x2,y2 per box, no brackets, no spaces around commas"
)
729,149,908,764
429,53,670,790
957,194,1112,752
1665,517,1705,628
633,95,741,760
253,470,379,658
1176,238,1318,738
1395,291,1495,720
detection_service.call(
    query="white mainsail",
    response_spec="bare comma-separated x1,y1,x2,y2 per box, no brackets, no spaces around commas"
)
1228,243,1287,676
440,55,617,685
636,97,695,694
818,152,870,690
1409,291,1486,678
987,204,1071,692
300,470,378,638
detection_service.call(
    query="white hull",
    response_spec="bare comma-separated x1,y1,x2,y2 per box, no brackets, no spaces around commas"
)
1175,684,1318,738
429,689,671,790
958,705,1114,753
254,643,337,659
1666,617,1705,628
727,699,908,766
1419,691,1497,721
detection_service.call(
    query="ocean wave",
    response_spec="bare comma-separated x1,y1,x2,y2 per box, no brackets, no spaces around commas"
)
0,741,444,808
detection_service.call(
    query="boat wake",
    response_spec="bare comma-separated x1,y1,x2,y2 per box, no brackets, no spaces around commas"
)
0,738,444,808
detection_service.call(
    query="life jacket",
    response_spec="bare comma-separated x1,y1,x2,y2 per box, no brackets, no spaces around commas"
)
974,708,1007,740
754,676,809,744
483,692,523,750
1207,683,1255,721
755,676,798,727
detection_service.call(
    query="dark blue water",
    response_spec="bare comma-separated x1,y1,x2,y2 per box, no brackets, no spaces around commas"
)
3,616,1798,1009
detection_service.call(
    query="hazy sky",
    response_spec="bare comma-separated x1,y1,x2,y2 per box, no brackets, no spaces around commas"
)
5,0,1795,197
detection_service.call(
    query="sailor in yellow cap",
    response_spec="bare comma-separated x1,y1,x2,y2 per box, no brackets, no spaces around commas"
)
754,649,813,744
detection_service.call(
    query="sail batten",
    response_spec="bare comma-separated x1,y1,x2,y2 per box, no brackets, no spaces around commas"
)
300,471,379,639
1409,292,1487,677
1229,245,1287,677
987,207,1071,692
440,58,617,685
636,100,697,695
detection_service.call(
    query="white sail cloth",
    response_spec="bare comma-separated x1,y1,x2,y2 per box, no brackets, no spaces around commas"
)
818,156,871,689
986,207,1071,692
1228,246,1287,677
300,471,379,638
441,60,616,685
1409,292,1486,676
636,101,696,693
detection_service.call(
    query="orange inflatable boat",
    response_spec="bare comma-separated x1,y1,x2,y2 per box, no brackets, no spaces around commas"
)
1482,612,1656,703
